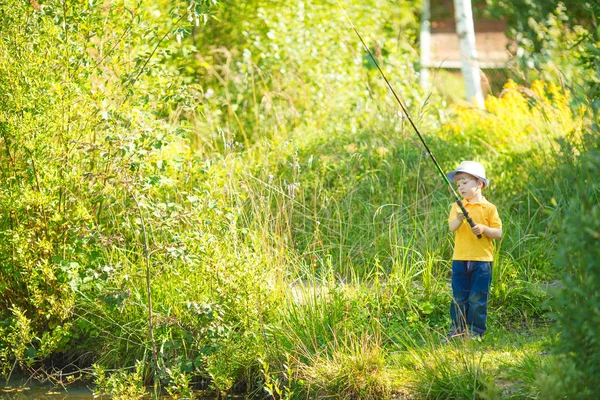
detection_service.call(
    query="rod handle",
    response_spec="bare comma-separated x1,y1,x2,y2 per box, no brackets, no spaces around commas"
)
456,200,482,239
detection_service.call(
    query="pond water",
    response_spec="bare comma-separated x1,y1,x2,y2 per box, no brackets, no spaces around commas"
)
0,384,241,399
1,376,244,399
0,385,93,400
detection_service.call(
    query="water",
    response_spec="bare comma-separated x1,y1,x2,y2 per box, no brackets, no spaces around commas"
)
0,385,93,399
0,384,244,399
0,376,243,399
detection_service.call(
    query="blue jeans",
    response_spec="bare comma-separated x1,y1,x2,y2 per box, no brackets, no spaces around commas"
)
450,260,492,335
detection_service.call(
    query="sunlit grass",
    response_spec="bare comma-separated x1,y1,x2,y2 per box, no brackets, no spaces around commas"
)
386,323,555,398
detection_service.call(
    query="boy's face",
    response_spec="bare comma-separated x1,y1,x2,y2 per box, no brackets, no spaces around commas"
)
454,173,482,200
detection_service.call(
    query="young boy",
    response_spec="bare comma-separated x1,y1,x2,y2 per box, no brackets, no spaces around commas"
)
445,161,502,340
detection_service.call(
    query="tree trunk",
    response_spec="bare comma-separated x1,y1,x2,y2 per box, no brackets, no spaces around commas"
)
453,0,485,108
420,0,431,91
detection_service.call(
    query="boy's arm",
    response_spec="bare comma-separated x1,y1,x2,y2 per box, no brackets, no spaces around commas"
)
471,224,503,239
448,209,465,232
449,218,462,232
475,204,503,239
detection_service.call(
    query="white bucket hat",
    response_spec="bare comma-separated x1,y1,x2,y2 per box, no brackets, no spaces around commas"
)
446,161,489,189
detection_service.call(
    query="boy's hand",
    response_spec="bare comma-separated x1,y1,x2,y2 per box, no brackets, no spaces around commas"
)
456,210,465,222
471,224,486,236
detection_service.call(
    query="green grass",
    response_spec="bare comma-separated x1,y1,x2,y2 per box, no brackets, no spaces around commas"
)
387,322,556,399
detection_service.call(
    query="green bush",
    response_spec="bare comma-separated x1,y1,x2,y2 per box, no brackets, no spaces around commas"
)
544,132,600,398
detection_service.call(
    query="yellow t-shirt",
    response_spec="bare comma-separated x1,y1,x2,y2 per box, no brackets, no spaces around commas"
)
448,197,502,261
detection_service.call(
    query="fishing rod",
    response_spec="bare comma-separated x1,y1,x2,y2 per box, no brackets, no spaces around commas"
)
335,0,482,238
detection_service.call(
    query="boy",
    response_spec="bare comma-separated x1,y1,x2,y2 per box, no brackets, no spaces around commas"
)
445,161,502,341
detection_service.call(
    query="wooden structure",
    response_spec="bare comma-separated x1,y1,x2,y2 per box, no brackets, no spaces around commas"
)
421,0,513,96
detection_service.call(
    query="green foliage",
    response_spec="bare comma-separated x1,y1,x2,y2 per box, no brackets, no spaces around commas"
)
0,0,228,387
0,307,34,376
0,0,93,373
92,362,147,400
484,0,600,109
544,132,600,399
260,354,299,400
489,256,548,323
165,367,197,400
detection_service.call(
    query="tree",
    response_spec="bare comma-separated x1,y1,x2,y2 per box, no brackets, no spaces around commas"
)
454,0,485,108
420,0,432,90
484,0,600,110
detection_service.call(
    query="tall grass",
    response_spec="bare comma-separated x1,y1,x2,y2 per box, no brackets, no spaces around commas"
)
81,63,584,397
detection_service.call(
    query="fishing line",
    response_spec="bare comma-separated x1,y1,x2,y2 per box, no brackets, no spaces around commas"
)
335,0,482,238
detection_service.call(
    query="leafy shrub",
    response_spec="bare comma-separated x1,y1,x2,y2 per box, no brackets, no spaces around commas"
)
93,362,147,400
485,1,600,111
440,79,573,156
0,0,226,385
543,133,600,398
